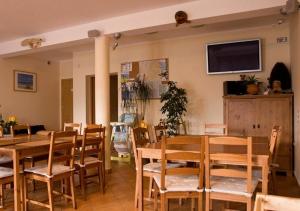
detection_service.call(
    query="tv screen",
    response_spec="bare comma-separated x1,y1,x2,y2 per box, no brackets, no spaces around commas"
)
206,39,261,74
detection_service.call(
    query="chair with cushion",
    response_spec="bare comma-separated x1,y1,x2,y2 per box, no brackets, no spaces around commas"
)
204,123,228,135
10,124,31,137
254,193,300,211
23,131,77,210
205,136,259,211
0,167,14,208
153,135,205,211
253,125,281,193
153,125,167,143
74,127,106,199
64,122,82,135
132,127,183,208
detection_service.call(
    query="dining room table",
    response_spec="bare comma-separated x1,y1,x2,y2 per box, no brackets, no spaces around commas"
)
0,134,84,211
136,135,270,211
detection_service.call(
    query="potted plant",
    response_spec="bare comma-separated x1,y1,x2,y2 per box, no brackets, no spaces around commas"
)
160,81,188,136
246,75,259,95
132,74,152,123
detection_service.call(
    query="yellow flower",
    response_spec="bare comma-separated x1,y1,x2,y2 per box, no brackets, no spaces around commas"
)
7,116,16,122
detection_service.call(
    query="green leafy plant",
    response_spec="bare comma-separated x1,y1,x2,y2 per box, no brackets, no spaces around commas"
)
0,119,17,134
160,81,188,136
132,74,152,120
245,75,259,84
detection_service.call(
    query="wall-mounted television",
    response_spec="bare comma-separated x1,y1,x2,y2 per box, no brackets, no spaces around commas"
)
206,39,261,75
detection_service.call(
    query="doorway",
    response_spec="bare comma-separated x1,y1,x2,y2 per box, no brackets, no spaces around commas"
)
61,79,73,127
86,74,118,124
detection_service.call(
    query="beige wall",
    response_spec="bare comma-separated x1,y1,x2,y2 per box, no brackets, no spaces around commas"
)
110,24,290,134
290,12,300,183
0,56,60,130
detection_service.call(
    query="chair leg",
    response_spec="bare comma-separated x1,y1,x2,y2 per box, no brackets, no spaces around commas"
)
148,176,153,199
154,183,158,211
198,193,203,211
0,184,4,208
70,173,77,209
80,168,86,200
161,193,166,211
23,177,28,211
246,198,252,211
134,172,139,208
191,198,195,210
98,165,104,193
205,192,210,211
30,160,36,191
271,169,277,194
47,180,54,211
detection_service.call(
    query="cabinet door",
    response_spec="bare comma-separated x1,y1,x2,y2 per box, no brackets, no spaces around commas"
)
224,99,256,136
256,97,292,156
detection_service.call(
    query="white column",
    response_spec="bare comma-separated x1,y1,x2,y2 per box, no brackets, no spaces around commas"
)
95,35,111,170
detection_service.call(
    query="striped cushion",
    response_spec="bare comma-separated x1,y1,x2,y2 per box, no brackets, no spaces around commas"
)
143,162,184,173
24,164,73,178
153,175,203,193
0,167,13,178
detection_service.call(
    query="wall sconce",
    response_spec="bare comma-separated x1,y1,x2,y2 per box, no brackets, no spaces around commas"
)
21,38,45,49
113,33,121,50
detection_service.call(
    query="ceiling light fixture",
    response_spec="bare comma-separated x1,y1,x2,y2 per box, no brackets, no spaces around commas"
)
113,33,122,50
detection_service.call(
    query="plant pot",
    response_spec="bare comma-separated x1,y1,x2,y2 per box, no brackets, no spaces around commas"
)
247,84,259,95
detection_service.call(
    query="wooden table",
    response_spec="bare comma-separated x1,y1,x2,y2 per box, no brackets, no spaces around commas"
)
0,134,83,211
136,135,270,211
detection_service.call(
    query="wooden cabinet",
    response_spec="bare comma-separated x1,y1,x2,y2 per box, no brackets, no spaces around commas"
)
223,94,293,173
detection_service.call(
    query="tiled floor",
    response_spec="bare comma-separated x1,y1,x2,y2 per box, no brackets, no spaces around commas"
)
2,160,300,210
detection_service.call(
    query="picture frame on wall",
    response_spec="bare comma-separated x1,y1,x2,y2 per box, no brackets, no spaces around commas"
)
14,70,37,92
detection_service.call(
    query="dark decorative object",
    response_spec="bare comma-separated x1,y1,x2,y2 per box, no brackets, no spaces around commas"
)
161,81,188,136
269,62,291,90
175,11,191,27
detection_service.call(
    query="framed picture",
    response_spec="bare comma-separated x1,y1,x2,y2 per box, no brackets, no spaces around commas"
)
14,70,37,92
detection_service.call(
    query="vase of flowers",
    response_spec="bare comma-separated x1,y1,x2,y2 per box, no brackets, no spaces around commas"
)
0,116,17,134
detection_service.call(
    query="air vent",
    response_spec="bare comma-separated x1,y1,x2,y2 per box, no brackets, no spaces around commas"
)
145,31,158,35
190,24,205,29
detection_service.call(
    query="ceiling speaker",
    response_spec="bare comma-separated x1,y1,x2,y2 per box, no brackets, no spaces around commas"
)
88,30,101,38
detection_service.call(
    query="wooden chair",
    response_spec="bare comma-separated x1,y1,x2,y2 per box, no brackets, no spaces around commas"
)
254,125,281,193
64,122,82,135
23,131,77,210
74,127,106,199
254,193,300,211
204,123,228,135
0,167,14,208
153,135,205,211
132,127,182,208
205,136,259,211
10,124,31,137
153,125,167,143
86,124,102,129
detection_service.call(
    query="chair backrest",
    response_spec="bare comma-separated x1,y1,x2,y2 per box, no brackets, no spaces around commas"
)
160,135,205,191
131,127,151,167
269,125,281,164
79,127,105,166
153,125,167,143
204,123,228,135
48,131,77,176
86,124,102,129
10,124,31,137
205,136,253,194
254,193,300,211
63,123,82,135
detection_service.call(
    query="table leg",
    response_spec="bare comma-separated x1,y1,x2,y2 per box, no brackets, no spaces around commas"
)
262,164,269,194
138,150,143,211
13,150,21,211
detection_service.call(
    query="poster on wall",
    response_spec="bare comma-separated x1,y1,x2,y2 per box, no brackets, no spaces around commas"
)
14,70,37,92
121,58,169,100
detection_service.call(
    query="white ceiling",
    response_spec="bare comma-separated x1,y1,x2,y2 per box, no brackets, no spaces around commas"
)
23,14,286,62
0,0,195,43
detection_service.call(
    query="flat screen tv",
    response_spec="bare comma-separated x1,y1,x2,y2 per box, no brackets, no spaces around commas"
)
206,39,261,74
